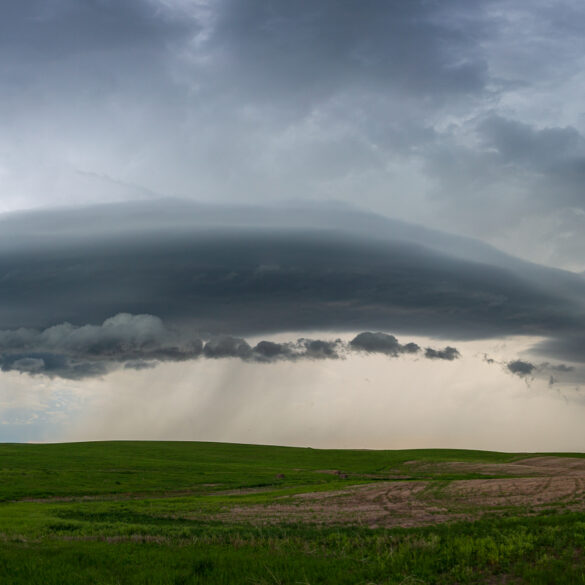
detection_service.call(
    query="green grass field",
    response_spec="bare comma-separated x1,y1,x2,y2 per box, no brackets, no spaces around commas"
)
1,441,584,584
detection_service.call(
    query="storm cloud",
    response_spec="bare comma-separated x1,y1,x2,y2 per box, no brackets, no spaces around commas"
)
481,355,578,386
350,332,420,356
425,347,460,361
0,216,583,378
0,313,203,379
0,313,451,379
3,0,585,450
507,360,536,377
0,201,584,370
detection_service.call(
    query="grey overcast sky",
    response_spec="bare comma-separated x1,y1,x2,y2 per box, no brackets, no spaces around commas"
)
1,1,585,448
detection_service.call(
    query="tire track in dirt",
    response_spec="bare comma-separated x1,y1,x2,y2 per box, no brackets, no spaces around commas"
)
212,456,585,528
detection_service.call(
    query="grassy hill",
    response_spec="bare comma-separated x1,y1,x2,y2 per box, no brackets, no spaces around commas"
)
0,440,527,500
1,441,584,584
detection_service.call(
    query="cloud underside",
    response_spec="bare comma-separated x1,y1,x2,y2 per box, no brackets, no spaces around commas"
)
1,202,585,372
0,313,460,379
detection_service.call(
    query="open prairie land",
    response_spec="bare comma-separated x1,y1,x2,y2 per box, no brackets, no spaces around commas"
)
1,441,585,584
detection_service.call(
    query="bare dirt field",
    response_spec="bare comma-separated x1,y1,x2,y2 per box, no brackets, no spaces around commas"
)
217,456,585,528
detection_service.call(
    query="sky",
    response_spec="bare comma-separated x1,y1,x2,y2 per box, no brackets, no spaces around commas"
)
1,0,585,450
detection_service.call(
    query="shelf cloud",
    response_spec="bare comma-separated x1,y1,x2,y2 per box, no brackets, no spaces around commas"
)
0,201,584,377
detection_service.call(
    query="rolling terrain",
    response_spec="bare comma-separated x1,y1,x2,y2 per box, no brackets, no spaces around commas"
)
1,441,584,584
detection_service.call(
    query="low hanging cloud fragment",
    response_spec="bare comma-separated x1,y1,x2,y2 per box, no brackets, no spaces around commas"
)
252,340,291,361
299,338,343,360
0,313,203,361
425,347,460,361
349,332,420,356
124,360,157,371
203,336,252,360
483,354,578,386
506,360,536,377
0,313,204,380
0,352,111,380
202,336,344,362
0,316,459,379
505,358,579,384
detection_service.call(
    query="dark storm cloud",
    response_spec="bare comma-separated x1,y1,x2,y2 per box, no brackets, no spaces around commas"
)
0,312,205,379
507,360,536,377
0,0,497,218
2,1,585,393
207,0,488,105
533,336,585,365
476,116,585,209
350,332,420,356
2,0,585,275
2,0,489,110
0,313,203,363
252,341,290,362
478,116,584,168
0,352,110,380
299,339,342,360
425,347,460,361
0,1,195,115
426,112,585,263
124,360,157,372
0,312,431,379
203,337,252,360
483,355,578,385
251,338,344,363
0,198,523,269
0,0,193,59
1,201,585,370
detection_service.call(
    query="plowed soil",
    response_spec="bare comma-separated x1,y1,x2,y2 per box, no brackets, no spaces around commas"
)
217,456,585,528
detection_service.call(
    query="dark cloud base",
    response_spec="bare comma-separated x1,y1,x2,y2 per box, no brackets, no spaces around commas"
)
0,316,458,379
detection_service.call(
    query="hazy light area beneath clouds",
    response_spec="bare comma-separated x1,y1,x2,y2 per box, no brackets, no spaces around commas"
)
10,334,573,452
